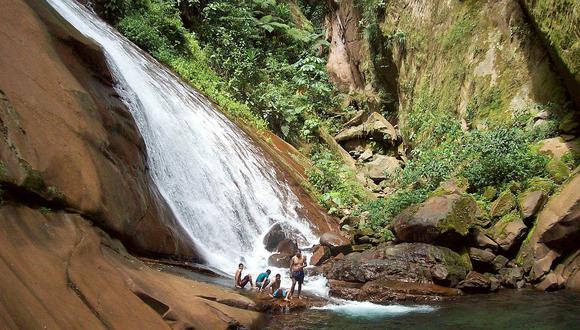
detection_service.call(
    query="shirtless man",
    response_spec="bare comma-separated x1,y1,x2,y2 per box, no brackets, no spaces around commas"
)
265,273,289,300
234,263,254,289
289,250,307,299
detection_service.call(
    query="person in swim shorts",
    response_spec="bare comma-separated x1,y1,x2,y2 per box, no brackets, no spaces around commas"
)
234,263,254,289
256,269,271,292
265,273,289,300
289,249,307,299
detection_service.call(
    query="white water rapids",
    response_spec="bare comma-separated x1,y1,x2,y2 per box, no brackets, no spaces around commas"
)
44,0,436,317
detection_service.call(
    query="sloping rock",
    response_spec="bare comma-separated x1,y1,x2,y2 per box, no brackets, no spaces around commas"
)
320,232,352,255
363,155,401,180
328,279,462,302
322,243,471,287
0,205,261,329
469,228,500,251
392,193,479,246
490,190,516,218
310,245,332,266
553,251,580,291
518,190,547,220
468,247,496,272
0,0,196,260
522,173,580,285
538,137,580,160
488,213,527,252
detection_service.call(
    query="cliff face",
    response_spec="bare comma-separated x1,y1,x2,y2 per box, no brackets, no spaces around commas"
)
0,0,196,260
326,0,577,145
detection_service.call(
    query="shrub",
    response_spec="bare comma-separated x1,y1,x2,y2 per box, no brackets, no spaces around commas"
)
358,188,428,230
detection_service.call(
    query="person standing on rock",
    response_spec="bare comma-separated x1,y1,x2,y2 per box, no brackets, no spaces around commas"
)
234,263,254,289
289,250,307,299
256,269,271,292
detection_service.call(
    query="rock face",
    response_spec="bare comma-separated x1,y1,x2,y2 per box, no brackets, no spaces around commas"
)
334,112,398,146
457,271,493,293
521,173,580,289
364,155,401,180
320,232,352,255
322,243,471,287
488,214,527,252
0,205,262,329
263,223,307,252
325,0,365,92
392,193,479,246
310,245,332,266
0,0,196,260
518,190,547,220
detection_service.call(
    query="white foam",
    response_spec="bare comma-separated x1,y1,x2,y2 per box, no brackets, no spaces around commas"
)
312,299,436,317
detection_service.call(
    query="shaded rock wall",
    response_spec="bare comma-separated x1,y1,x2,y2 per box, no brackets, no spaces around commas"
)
0,0,197,260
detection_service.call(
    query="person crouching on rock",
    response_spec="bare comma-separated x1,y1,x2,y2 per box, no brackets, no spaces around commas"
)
266,274,289,301
256,269,271,292
234,263,254,289
289,249,307,299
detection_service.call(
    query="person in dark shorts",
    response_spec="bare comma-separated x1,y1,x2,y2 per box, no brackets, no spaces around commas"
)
289,250,307,299
265,274,289,300
256,269,271,291
234,263,254,289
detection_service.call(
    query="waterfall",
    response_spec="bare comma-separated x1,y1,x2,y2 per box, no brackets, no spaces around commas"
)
45,0,317,275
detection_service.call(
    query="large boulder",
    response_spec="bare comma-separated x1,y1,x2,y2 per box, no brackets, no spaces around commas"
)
487,213,527,252
457,271,492,293
469,228,499,251
489,190,516,218
518,190,547,220
363,155,402,180
320,232,352,255
267,253,293,268
322,243,471,287
275,239,298,256
521,173,580,286
392,193,479,246
310,245,332,266
263,223,307,252
498,267,525,288
538,137,580,160
334,112,398,145
468,247,496,272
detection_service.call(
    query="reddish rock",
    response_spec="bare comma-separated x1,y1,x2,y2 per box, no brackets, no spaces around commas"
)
310,245,332,266
320,232,352,255
275,239,298,255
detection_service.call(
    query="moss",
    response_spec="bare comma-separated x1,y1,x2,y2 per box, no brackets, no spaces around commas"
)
515,219,538,265
482,186,497,201
439,195,478,236
525,176,555,195
493,212,522,239
490,190,516,218
21,161,46,193
558,112,580,133
546,158,571,183
0,162,7,178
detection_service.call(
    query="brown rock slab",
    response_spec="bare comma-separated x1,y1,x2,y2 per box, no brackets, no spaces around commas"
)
519,190,547,220
488,214,527,252
0,205,261,329
490,191,516,218
310,245,332,266
267,253,293,268
320,232,352,255
458,271,492,293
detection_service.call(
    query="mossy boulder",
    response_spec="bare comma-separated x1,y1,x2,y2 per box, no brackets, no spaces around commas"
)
546,158,571,183
392,193,479,247
526,176,555,195
489,190,516,218
482,186,497,201
518,190,547,220
488,213,527,252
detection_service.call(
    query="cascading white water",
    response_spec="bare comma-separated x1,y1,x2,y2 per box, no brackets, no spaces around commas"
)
45,0,317,277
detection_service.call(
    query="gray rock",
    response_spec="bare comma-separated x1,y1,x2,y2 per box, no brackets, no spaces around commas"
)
492,255,509,272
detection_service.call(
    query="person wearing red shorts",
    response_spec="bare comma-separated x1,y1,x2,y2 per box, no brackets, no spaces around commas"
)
234,263,254,289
